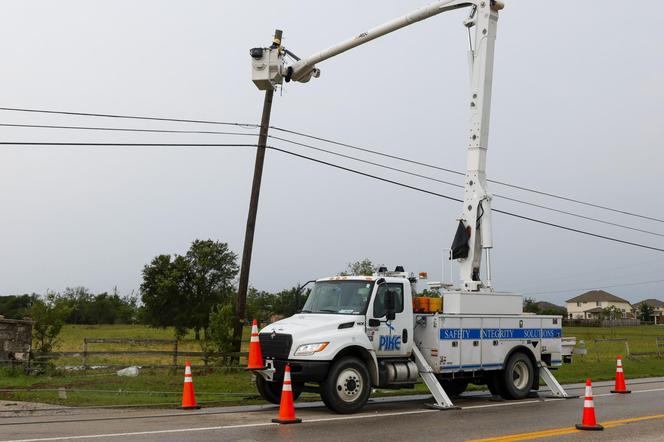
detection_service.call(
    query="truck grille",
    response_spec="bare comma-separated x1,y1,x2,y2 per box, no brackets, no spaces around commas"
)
259,333,292,359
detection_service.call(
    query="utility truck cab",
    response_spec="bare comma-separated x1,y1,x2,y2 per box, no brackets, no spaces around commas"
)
256,273,417,413
254,270,572,414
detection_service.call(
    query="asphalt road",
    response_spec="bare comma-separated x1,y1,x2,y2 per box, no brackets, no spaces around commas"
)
2,377,664,442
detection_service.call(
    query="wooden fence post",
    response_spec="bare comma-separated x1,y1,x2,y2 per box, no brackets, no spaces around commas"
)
172,340,178,368
82,339,88,368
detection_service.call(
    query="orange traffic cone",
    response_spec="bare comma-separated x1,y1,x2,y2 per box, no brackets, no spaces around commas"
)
575,378,603,431
271,364,301,424
179,361,201,410
247,319,266,370
611,355,631,394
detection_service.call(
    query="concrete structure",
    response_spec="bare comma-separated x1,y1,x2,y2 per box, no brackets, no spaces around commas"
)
565,290,631,319
0,316,33,362
632,299,664,324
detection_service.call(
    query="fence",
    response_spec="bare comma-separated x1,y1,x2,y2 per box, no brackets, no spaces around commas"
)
25,337,249,370
563,319,642,327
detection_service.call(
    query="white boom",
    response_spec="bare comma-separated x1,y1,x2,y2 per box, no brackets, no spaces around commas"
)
250,0,504,292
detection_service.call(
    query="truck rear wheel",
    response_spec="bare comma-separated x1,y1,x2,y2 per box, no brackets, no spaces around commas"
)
256,375,302,405
320,356,371,414
501,352,534,400
486,371,509,398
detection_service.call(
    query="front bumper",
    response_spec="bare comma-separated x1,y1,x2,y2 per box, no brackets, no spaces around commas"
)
257,358,330,383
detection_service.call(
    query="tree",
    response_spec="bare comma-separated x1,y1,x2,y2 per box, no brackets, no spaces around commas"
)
246,288,277,324
140,239,239,339
184,240,239,339
523,297,540,314
206,302,237,365
140,254,192,338
601,305,622,320
637,303,655,322
340,259,375,276
0,294,36,319
30,292,71,353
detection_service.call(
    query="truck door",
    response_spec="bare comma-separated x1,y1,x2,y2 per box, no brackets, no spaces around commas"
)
368,282,413,358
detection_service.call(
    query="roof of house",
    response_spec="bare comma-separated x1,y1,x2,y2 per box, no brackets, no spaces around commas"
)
583,307,604,313
566,290,631,304
633,298,664,308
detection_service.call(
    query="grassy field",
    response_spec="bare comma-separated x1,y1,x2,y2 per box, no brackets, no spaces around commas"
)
1,324,662,407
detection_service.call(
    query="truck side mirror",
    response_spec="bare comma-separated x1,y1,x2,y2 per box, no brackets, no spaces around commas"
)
385,289,396,321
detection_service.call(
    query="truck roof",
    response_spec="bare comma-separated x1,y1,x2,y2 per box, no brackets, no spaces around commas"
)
316,275,409,284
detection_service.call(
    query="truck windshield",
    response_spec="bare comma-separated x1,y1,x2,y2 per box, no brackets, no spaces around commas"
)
301,280,374,315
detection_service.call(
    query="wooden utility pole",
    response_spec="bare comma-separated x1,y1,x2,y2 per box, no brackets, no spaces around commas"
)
233,30,281,358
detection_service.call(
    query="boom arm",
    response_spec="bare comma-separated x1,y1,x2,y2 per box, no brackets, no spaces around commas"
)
250,0,504,292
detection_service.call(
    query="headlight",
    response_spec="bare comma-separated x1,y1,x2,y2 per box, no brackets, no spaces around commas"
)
294,342,329,356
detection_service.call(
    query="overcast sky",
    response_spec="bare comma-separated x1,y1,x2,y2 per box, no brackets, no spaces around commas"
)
1,0,662,306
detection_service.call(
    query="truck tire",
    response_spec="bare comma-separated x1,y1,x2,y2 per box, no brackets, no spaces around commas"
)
320,356,371,414
439,379,468,397
501,352,534,400
486,371,509,399
255,375,302,405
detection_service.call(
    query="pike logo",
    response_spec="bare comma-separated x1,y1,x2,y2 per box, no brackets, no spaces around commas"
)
379,335,401,351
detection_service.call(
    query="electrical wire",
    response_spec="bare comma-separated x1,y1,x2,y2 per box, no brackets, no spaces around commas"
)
6,140,663,253
0,106,259,129
270,135,664,239
269,127,664,225
1,106,662,224
266,145,664,253
0,122,258,137
2,122,662,238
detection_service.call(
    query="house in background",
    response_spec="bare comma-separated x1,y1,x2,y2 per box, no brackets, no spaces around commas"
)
632,299,664,324
566,290,632,319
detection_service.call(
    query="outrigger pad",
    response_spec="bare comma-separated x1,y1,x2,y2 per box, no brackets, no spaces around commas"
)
425,403,461,411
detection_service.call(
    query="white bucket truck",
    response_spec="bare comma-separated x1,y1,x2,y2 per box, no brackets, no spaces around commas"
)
250,0,574,413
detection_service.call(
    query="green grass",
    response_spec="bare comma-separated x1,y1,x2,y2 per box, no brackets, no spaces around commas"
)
1,324,662,407
555,325,664,384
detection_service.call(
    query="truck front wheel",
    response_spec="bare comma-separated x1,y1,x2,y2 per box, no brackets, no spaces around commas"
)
320,356,371,414
256,375,302,405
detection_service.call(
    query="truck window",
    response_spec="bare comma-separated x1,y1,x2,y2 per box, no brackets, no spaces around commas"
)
301,280,374,315
373,283,404,318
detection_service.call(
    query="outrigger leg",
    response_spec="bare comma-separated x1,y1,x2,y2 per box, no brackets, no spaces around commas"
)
538,362,579,399
413,346,460,410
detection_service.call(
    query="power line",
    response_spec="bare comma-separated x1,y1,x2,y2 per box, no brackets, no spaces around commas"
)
525,278,664,296
0,106,259,129
0,142,259,148
0,123,258,137
267,145,664,253
270,135,664,239
268,128,664,225
2,106,662,224
3,140,664,254
3,122,663,238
